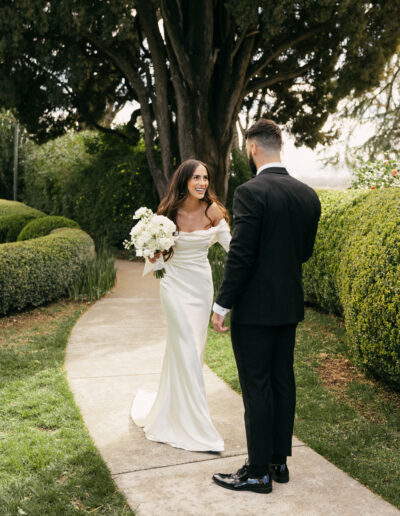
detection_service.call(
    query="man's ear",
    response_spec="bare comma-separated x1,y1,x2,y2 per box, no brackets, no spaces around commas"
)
251,141,258,156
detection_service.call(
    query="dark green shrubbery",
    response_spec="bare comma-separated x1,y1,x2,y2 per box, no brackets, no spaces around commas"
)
0,213,44,243
68,240,116,301
23,131,158,248
208,185,400,388
226,148,253,213
303,188,400,388
0,228,95,315
302,189,369,314
0,110,34,201
18,215,80,241
0,199,46,242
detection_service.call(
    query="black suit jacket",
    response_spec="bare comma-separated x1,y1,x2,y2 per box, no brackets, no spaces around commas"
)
215,167,321,326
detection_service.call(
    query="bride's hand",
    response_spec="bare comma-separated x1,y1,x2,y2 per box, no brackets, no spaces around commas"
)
148,252,162,264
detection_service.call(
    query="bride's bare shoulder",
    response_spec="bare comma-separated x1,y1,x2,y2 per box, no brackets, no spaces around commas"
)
206,202,224,226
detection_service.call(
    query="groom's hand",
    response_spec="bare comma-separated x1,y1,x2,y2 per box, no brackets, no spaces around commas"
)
212,312,229,333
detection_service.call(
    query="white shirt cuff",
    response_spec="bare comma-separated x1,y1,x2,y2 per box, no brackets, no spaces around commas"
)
213,302,230,316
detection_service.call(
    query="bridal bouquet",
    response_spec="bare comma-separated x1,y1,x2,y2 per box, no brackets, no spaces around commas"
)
124,207,177,278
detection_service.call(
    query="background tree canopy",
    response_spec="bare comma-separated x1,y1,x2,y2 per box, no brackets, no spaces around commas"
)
322,51,400,166
1,0,399,199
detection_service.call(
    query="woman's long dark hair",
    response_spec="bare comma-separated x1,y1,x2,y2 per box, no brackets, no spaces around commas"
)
157,159,230,261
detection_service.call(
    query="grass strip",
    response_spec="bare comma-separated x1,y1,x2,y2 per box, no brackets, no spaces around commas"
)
206,307,400,509
0,300,133,516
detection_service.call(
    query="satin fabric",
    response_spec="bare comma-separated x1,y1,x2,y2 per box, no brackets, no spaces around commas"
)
131,218,231,451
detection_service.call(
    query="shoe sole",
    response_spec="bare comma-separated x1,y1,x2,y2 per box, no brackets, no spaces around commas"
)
212,477,272,494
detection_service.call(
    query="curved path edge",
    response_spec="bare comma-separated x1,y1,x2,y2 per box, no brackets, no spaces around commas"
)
65,260,399,516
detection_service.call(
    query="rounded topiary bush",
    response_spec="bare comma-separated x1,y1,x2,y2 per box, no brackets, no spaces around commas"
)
0,213,45,243
338,190,400,387
302,188,400,388
0,227,95,315
302,189,369,314
0,199,45,218
0,199,46,243
18,215,80,241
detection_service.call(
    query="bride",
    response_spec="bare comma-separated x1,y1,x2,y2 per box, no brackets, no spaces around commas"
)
131,159,231,452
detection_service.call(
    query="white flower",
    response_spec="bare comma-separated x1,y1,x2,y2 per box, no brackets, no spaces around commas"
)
133,207,153,220
126,207,177,259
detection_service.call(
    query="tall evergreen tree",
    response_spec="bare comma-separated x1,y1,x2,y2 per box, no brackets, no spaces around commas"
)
1,1,399,199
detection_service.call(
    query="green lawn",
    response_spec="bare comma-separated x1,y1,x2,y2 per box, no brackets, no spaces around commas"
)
206,307,400,509
0,300,133,516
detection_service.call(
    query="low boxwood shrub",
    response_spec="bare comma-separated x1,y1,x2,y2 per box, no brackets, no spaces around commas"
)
0,199,44,218
0,213,45,243
18,215,80,241
0,227,95,315
303,188,400,388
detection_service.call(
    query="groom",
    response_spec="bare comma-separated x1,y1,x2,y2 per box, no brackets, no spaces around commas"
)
211,119,321,493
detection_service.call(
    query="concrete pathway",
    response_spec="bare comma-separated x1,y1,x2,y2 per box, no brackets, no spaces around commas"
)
65,260,399,516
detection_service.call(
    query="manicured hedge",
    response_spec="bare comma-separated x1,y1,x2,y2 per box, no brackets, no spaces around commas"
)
0,199,46,243
18,215,80,241
0,199,44,218
208,188,400,388
0,228,95,315
0,213,45,243
303,188,400,388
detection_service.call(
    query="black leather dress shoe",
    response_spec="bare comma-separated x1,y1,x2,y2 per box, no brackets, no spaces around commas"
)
212,466,272,494
216,462,249,479
269,463,289,483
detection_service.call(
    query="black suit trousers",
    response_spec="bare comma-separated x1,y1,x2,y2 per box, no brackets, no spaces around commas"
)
230,322,297,468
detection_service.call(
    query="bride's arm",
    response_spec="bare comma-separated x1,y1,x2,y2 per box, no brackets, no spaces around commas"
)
216,220,231,252
208,202,231,252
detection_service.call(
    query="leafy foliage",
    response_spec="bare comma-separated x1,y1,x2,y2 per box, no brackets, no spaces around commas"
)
209,187,400,387
351,157,400,189
226,149,253,215
0,213,44,243
1,1,399,197
67,240,117,301
0,110,34,200
18,215,80,241
302,189,400,388
23,131,158,248
323,51,400,166
0,198,45,218
0,228,95,315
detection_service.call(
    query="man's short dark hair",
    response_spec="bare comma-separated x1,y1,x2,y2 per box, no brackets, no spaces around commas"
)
244,119,282,151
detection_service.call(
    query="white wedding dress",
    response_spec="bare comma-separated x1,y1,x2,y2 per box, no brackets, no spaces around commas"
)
131,218,231,452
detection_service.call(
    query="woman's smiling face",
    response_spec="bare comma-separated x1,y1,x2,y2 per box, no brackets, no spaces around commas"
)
187,165,209,200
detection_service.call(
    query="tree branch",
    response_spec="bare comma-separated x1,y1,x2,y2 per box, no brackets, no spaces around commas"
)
160,0,193,88
245,64,312,94
89,119,131,142
248,25,329,79
136,0,174,178
86,33,167,195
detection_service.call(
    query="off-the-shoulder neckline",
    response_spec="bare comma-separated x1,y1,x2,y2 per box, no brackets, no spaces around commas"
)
178,217,227,234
